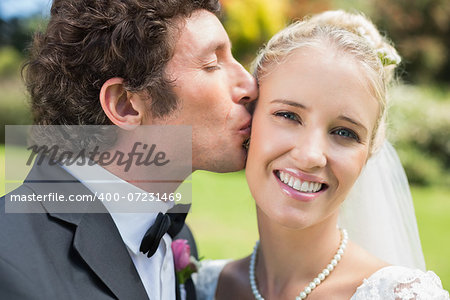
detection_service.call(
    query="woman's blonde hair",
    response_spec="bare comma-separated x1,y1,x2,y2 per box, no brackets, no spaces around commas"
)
252,10,400,154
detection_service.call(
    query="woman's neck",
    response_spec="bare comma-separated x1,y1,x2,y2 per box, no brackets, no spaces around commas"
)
255,209,341,299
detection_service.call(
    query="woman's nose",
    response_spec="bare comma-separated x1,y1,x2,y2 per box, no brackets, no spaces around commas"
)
291,131,327,170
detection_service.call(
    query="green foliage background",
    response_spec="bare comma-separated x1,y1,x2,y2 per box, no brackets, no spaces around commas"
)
222,0,450,84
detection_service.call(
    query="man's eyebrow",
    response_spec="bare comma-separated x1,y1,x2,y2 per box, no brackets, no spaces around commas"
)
200,38,231,57
270,99,307,109
338,115,368,133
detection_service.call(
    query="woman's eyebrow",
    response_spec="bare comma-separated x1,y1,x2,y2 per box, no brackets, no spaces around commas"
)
338,115,368,134
270,99,307,109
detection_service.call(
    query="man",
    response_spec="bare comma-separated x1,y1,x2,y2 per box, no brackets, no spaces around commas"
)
0,0,257,299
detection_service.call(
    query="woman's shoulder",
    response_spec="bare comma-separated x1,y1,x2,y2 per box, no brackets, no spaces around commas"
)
351,265,450,300
215,256,253,300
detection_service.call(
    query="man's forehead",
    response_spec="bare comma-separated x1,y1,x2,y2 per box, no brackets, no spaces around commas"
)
173,10,231,58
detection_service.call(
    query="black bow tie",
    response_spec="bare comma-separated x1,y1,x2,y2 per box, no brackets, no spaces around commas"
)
139,205,189,258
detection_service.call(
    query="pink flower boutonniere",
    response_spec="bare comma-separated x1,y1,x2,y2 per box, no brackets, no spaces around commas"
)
171,239,200,284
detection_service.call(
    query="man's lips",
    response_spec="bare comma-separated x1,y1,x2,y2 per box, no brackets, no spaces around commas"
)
239,119,251,135
239,127,251,135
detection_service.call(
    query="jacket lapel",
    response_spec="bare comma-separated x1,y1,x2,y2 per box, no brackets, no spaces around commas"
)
184,278,196,300
73,212,149,300
25,157,149,299
174,269,196,300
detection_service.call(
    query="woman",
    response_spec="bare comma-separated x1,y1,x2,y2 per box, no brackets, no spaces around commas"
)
194,10,449,299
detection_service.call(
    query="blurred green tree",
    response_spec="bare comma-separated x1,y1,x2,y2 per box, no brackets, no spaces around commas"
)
220,0,334,67
221,0,450,84
0,46,22,77
220,0,289,66
0,17,31,53
370,0,450,84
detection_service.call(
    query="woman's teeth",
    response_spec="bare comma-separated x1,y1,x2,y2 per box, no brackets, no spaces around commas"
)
279,171,323,193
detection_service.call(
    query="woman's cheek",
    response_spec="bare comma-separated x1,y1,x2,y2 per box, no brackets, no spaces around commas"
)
330,145,369,191
252,120,295,160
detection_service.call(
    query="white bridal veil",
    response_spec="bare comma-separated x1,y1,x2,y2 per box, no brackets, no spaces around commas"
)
339,141,426,270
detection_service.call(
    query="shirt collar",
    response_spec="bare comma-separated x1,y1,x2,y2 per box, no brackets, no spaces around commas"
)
62,161,173,254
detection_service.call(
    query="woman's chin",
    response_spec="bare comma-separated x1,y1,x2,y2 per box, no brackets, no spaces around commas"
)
259,207,313,230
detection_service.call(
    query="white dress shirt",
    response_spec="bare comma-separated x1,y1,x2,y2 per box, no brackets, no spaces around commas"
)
62,162,176,300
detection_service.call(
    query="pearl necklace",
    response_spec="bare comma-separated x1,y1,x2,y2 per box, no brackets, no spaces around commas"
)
249,228,348,300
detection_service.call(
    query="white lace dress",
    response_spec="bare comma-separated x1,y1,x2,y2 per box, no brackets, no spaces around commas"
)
193,260,449,300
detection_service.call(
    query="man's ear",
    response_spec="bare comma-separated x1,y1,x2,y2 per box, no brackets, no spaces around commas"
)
100,78,148,129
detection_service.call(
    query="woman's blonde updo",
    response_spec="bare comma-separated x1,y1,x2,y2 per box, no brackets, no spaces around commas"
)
251,10,401,154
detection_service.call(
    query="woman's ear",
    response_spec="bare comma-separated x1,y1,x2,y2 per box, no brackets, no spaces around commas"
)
100,78,148,129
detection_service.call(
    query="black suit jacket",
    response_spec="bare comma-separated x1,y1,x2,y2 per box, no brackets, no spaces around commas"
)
0,158,197,300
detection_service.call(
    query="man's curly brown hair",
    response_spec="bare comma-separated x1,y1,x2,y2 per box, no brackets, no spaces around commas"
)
24,0,220,126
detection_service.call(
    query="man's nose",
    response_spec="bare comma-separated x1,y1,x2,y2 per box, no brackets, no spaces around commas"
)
231,60,258,105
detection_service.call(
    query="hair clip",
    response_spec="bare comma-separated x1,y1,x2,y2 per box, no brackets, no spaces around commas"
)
377,48,401,66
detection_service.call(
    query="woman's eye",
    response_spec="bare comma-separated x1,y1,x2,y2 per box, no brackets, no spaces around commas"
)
274,111,300,122
332,128,360,142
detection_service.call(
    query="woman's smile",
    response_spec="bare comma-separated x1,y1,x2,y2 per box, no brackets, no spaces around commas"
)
273,169,329,202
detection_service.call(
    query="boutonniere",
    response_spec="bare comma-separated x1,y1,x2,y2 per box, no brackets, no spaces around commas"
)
171,239,200,300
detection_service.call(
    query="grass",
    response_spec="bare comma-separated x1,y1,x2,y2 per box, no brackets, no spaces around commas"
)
1,148,449,291
189,171,258,259
411,185,450,290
